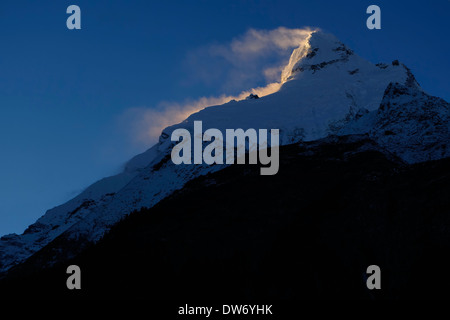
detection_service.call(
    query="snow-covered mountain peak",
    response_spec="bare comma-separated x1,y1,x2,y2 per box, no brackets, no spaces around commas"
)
1,30,446,276
160,31,411,144
281,30,355,82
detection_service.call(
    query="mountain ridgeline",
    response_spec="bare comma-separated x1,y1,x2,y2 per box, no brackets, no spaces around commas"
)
0,30,449,299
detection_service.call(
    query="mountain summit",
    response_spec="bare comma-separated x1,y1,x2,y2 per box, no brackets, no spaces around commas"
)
161,30,414,144
0,30,448,275
281,31,355,82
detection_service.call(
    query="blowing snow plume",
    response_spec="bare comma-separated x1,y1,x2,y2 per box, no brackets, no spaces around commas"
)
186,26,316,88
121,27,316,148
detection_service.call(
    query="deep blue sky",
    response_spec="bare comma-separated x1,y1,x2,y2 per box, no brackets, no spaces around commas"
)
0,0,449,236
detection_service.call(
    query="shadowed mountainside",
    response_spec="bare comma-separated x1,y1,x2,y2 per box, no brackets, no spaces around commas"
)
2,135,450,300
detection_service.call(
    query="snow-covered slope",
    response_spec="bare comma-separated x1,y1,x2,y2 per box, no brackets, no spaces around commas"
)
0,30,447,274
339,82,450,163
